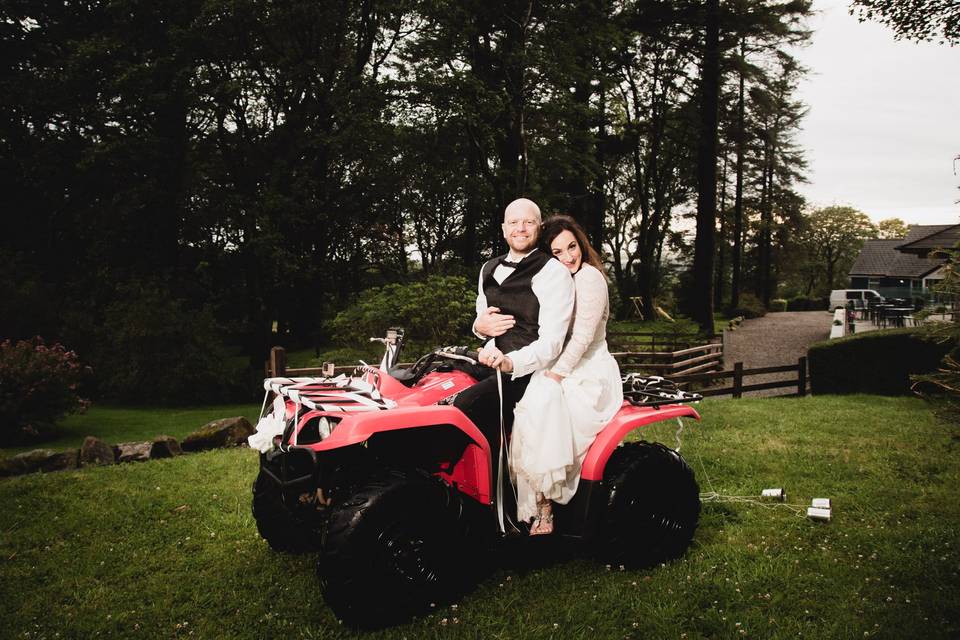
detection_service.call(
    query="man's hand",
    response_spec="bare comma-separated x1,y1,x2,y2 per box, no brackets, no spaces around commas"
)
474,306,515,337
478,346,514,373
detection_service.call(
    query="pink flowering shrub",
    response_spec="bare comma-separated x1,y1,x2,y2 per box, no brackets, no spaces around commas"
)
0,337,91,445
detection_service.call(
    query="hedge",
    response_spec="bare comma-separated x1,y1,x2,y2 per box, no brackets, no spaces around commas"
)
808,328,954,395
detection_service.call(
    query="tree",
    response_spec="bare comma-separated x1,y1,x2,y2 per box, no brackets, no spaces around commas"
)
692,0,721,336
850,0,959,44
805,206,877,291
876,217,909,239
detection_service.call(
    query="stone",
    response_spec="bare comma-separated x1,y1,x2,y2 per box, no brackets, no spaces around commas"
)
80,436,116,467
114,442,152,463
0,448,78,476
150,435,182,458
0,456,26,477
181,416,254,452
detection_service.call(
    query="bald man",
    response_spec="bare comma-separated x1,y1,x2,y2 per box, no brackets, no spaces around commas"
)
454,198,575,481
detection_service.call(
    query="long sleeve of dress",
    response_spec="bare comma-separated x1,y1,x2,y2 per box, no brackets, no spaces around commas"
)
552,264,609,377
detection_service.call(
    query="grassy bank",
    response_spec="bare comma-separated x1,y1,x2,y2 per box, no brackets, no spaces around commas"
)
0,404,262,457
1,395,958,639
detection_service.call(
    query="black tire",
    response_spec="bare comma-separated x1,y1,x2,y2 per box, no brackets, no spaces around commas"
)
318,467,489,628
252,470,324,554
598,441,700,568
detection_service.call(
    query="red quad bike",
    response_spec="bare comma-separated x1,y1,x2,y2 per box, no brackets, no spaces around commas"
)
252,329,703,629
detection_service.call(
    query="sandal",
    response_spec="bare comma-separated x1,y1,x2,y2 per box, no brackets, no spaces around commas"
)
530,499,554,536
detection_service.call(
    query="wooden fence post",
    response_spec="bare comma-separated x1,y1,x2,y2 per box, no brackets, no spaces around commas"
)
798,356,807,397
269,346,287,378
733,361,744,399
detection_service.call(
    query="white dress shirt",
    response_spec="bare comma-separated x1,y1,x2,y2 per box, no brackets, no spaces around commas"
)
473,249,575,379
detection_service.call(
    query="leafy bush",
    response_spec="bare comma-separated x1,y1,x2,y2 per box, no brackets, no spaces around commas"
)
769,298,788,312
0,337,91,445
809,328,954,395
727,293,767,319
911,246,960,420
329,275,475,356
89,283,244,404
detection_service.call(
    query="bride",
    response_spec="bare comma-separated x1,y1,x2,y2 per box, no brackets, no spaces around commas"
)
508,214,623,535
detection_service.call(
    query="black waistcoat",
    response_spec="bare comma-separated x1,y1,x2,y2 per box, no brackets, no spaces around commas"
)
481,250,552,354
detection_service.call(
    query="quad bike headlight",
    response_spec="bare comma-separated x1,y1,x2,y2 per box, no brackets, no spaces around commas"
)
317,417,333,440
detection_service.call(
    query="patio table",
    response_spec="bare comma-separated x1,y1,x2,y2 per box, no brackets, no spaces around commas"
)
885,307,914,328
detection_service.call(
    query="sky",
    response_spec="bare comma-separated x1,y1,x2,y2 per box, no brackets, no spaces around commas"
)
793,0,960,226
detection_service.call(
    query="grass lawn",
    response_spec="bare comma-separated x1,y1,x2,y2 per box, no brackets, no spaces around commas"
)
0,404,262,457
1,395,958,639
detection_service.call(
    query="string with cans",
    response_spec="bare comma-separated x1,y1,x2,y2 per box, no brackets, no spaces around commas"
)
693,452,834,522
673,420,834,523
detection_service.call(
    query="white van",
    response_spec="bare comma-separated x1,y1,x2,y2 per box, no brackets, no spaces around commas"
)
829,289,884,310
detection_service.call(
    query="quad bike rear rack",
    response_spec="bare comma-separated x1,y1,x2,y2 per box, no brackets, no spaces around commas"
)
622,374,703,407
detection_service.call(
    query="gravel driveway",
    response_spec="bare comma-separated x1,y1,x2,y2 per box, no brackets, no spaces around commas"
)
720,310,833,397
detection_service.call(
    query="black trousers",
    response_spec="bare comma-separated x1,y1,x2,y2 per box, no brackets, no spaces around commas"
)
453,370,532,464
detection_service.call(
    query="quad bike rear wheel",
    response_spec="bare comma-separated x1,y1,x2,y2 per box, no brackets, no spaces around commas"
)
598,440,700,568
318,467,490,628
251,470,325,553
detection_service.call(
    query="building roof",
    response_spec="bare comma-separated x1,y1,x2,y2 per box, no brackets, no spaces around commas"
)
848,238,944,279
896,223,960,255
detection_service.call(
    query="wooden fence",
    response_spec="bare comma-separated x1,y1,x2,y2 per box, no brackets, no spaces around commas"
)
264,347,807,399
608,331,724,377
607,331,713,352
669,357,808,398
265,347,361,379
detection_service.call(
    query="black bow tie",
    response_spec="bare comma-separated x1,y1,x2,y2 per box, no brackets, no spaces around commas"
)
500,257,521,268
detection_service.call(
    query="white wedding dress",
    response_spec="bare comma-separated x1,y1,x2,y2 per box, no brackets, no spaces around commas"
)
509,263,624,522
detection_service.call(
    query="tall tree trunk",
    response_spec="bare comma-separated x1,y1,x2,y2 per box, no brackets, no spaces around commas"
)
464,151,480,267
731,42,745,309
693,0,720,337
715,152,728,308
757,137,775,306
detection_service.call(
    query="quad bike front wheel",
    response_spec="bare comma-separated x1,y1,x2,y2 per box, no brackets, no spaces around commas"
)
317,467,489,629
598,441,700,568
252,470,325,553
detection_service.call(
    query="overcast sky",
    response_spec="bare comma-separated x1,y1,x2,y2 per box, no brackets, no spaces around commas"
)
793,0,960,226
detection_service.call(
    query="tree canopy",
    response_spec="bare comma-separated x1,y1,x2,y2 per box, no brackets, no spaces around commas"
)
849,0,960,45
1,0,828,398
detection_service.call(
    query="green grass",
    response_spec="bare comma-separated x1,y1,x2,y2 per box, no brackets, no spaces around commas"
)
1,395,958,639
0,404,261,457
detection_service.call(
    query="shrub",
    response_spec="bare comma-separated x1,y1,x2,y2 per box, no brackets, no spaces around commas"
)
329,275,476,357
910,246,960,420
808,328,954,395
728,293,767,319
769,298,788,312
89,283,242,404
0,337,91,445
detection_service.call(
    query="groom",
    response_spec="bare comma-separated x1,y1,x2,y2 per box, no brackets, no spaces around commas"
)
454,198,574,466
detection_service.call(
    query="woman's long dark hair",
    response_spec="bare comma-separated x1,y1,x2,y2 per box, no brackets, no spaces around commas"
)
539,214,605,273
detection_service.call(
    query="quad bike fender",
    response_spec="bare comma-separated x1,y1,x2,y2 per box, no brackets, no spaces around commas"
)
579,404,700,482
310,405,493,504
311,405,485,451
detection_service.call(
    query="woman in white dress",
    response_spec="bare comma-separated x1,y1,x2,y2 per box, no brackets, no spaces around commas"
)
509,215,623,535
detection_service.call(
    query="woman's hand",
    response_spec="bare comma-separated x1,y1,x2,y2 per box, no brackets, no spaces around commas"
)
544,370,564,384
